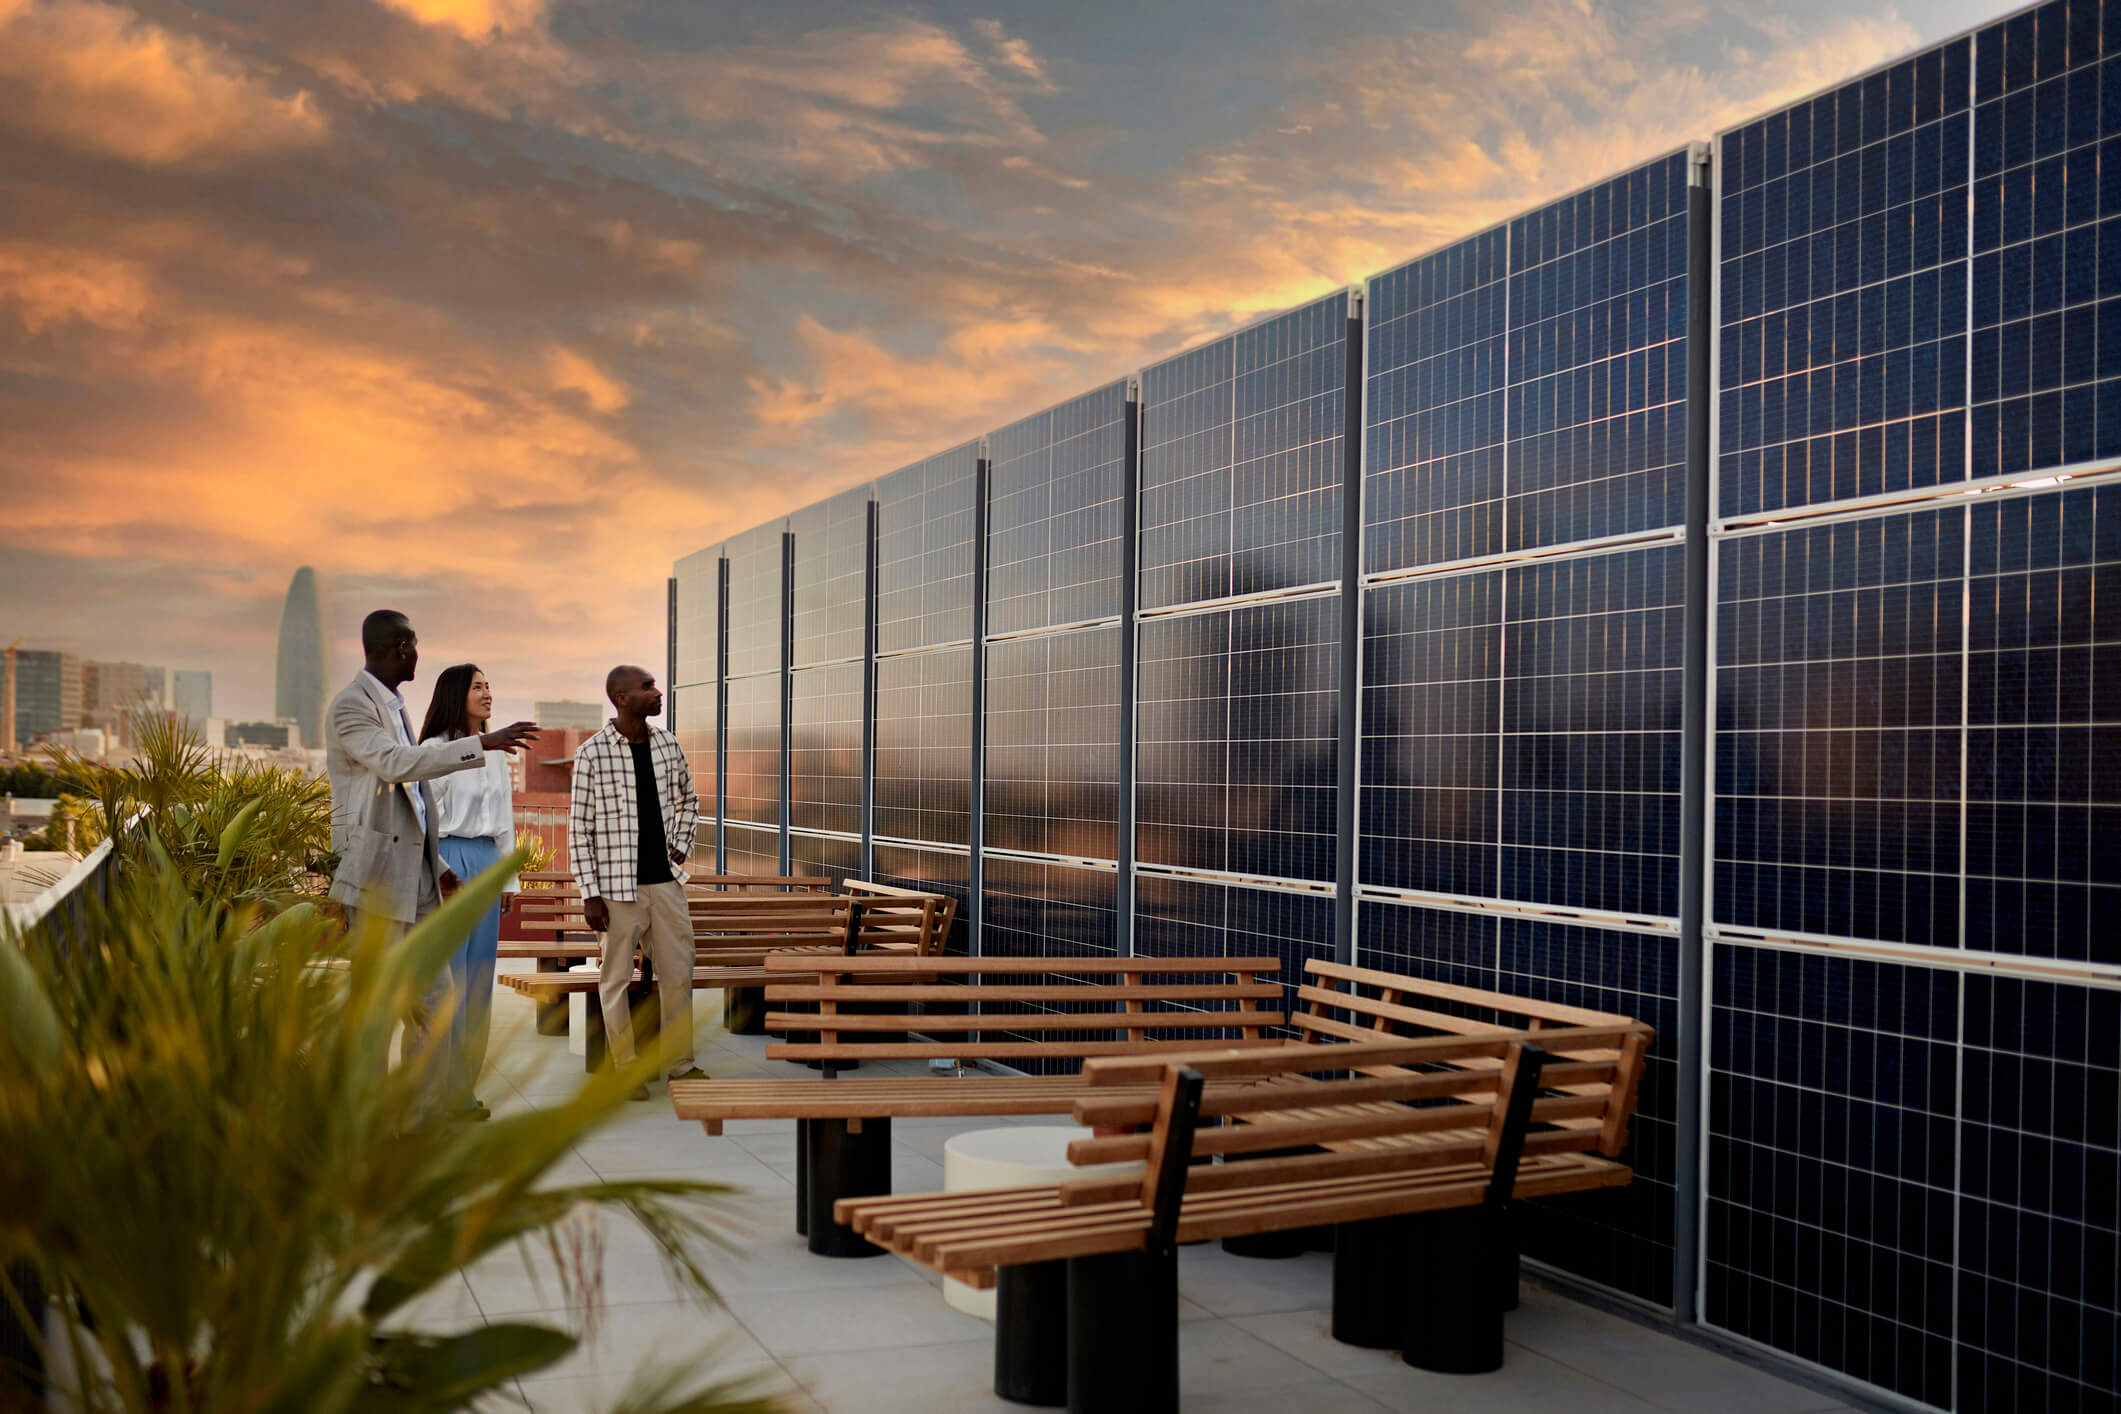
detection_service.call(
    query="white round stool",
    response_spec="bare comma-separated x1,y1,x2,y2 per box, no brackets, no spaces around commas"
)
940,1126,1144,1319
565,963,599,1057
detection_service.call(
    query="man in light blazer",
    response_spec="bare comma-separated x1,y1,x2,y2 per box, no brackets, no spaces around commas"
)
327,610,538,945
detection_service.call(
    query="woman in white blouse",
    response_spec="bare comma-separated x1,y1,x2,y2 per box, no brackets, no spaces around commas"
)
419,663,519,1121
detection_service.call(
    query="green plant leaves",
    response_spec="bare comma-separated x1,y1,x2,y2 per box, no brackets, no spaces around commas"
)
0,937,59,1069
364,1323,577,1408
216,797,263,874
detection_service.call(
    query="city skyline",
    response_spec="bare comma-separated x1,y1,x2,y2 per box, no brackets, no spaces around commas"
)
0,0,2019,724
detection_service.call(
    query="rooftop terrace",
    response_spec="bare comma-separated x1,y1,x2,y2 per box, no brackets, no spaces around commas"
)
456,977,1870,1414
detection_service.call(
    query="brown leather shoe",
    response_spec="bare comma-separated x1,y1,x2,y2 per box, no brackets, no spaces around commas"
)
668,1067,708,1082
627,1083,651,1101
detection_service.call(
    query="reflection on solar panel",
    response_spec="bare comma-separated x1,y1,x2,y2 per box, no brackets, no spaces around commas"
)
1139,293,1349,610
1706,945,1959,1408
982,857,1119,961
871,843,970,955
673,545,720,689
1714,505,1966,947
1358,898,1680,1306
874,645,972,846
672,688,718,847
791,484,872,667
723,671,782,831
789,661,863,836
1136,595,1340,883
983,625,1120,861
988,381,1129,635
1135,873,1334,1027
1362,543,1686,919
1367,150,1694,572
788,829,861,889
724,522,786,679
721,822,782,879
1719,41,1972,515
876,444,979,654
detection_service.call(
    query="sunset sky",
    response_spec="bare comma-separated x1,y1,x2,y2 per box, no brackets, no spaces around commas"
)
0,0,2008,725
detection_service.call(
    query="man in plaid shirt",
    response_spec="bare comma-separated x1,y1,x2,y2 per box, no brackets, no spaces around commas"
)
570,664,705,1098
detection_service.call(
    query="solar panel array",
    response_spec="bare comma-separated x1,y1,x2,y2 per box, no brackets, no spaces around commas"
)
671,10,2121,1407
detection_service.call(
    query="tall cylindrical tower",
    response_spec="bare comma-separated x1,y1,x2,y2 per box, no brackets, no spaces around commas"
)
275,567,327,751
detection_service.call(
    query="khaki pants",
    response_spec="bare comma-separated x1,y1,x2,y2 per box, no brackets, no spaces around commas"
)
597,881,695,1077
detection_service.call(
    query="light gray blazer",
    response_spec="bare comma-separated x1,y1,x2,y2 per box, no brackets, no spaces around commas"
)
326,671,486,923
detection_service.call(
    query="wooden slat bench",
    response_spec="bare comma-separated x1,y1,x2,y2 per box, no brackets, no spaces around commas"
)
838,1019,1652,1412
669,952,1289,1255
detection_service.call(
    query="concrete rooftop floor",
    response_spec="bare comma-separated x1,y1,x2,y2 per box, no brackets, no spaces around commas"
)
443,973,1873,1414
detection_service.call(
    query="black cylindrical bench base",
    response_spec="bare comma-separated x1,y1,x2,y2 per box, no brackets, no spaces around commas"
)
1222,1229,1309,1259
1066,1248,1178,1414
1401,1209,1506,1374
1331,1215,1415,1348
995,1260,1069,1406
724,987,767,1035
800,1117,892,1257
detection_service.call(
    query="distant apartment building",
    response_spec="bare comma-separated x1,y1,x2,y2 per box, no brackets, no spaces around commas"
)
80,660,163,743
534,699,604,731
12,650,81,744
226,719,300,750
173,670,212,725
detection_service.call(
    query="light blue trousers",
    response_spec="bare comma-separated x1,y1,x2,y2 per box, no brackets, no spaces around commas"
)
437,834,502,1107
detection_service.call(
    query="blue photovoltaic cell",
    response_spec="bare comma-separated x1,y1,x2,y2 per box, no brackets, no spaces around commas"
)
725,521,786,679
1361,543,1684,919
788,830,861,889
791,484,872,668
874,645,973,847
1958,972,2121,1411
876,444,980,654
1366,227,1509,571
1135,595,1340,883
1138,293,1348,610
1718,40,1973,516
1356,899,1680,1306
1714,507,1966,947
978,859,1124,1076
673,544,720,689
1367,150,1694,572
1972,0,2121,478
789,661,863,836
983,625,1120,861
872,843,971,955
721,822,782,879
723,671,782,831
1505,152,1693,549
987,380,1129,636
1707,945,1959,1407
1135,874,1335,1028
1965,482,2121,964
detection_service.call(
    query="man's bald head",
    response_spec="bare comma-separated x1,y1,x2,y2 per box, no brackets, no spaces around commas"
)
605,664,649,704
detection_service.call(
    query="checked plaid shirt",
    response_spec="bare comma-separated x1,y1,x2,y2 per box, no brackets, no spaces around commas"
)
568,721,700,903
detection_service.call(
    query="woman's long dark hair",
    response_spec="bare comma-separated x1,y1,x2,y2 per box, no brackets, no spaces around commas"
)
420,663,484,743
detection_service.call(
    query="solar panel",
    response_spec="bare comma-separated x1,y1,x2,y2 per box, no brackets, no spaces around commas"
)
788,829,861,889
672,687,718,854
1362,542,1685,919
983,856,1120,962
876,443,980,654
1971,1,2121,479
1714,505,1966,948
1718,40,1973,515
871,843,971,954
1706,944,1959,1408
724,521,786,679
1138,292,1349,610
1367,151,1694,572
1135,874,1335,1028
673,544,720,690
1357,898,1681,1306
723,670,782,831
1136,594,1340,883
720,822,782,879
874,645,973,847
791,484,873,667
988,380,1129,635
789,661,863,836
983,625,1121,861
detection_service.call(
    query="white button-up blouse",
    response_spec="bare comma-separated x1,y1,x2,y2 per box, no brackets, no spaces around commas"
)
426,740,520,893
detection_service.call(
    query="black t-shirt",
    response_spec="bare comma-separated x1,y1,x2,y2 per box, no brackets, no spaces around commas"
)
631,740,674,886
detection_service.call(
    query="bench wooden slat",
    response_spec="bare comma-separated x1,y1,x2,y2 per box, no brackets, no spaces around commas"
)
759,983,1283,1004
762,954,1282,974
767,1037,1289,1062
760,1009,1284,1034
1305,959,1635,1029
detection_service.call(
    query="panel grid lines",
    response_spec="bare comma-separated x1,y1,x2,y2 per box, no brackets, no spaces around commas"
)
723,671,782,831
984,624,1121,862
789,661,863,837
877,444,980,655
987,380,1129,636
791,484,872,668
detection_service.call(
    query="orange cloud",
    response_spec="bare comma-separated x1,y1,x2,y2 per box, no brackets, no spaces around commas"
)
376,0,545,40
0,0,324,165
